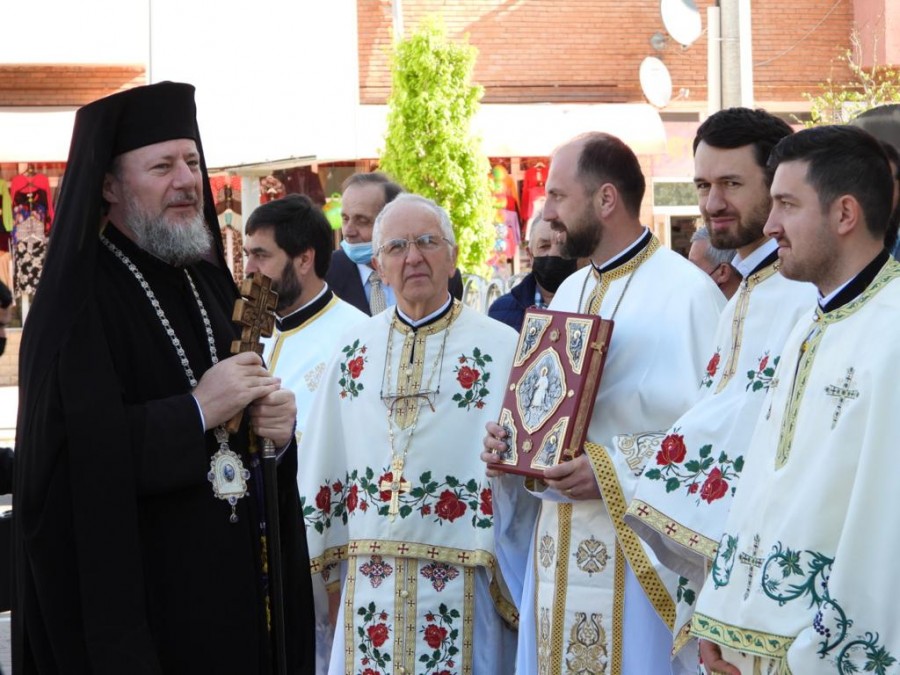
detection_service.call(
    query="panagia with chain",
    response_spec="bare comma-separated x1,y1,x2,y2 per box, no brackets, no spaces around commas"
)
298,194,519,674
13,82,315,674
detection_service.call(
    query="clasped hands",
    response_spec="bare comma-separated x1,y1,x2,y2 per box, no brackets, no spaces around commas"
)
480,421,601,500
193,352,297,448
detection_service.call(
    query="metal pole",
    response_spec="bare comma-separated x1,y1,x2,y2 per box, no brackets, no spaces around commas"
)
392,0,404,44
707,6,722,115
720,0,742,108
738,0,755,107
263,438,287,675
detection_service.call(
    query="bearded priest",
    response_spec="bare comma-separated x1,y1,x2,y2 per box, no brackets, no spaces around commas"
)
298,193,519,674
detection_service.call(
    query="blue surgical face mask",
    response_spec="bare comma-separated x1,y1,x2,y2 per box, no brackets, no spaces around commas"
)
341,239,374,265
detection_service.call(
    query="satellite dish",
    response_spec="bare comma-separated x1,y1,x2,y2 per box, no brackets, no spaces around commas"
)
639,57,673,108
661,0,702,47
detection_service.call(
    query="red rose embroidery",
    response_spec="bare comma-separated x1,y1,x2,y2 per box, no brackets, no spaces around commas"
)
367,622,389,648
435,490,467,522
315,485,331,513
480,488,493,516
332,480,343,493
421,505,432,516
378,472,396,502
700,468,729,503
759,355,769,371
688,483,699,494
362,669,377,675
348,356,365,379
656,434,687,466
706,352,721,377
456,366,480,389
359,500,369,512
475,400,485,409
346,484,359,513
424,624,448,649
425,612,435,622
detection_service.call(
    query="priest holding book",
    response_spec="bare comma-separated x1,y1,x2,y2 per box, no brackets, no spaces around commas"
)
483,132,724,674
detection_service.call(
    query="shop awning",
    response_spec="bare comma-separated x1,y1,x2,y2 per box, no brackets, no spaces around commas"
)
0,108,77,162
352,103,668,160
0,102,667,167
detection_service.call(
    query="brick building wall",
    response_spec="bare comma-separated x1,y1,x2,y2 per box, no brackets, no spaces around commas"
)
0,65,144,106
358,0,856,107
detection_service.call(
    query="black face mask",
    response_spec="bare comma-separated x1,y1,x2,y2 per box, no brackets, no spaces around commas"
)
531,256,578,293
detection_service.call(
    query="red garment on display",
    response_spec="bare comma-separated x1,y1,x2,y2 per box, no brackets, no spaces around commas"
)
11,173,54,235
522,163,548,223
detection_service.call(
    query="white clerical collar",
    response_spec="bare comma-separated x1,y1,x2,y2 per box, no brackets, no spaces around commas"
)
277,283,329,323
591,227,649,272
818,280,851,309
397,294,453,328
732,238,778,277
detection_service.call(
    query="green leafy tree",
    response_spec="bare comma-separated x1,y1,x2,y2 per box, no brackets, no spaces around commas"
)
379,19,493,276
801,32,900,127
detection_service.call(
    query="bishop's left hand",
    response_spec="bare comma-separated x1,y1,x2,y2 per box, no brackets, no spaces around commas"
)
249,387,297,449
542,454,601,501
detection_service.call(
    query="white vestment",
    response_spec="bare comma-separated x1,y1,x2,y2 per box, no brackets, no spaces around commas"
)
692,259,900,675
492,233,725,675
623,256,816,654
298,302,519,675
261,291,366,675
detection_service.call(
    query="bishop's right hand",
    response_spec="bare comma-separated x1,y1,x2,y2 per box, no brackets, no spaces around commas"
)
193,352,281,430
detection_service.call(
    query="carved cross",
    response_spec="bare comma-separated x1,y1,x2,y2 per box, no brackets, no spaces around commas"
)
231,272,278,356
825,367,859,429
226,272,279,433
379,457,411,521
738,534,764,600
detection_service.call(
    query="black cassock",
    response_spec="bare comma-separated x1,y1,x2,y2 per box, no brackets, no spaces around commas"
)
13,224,315,674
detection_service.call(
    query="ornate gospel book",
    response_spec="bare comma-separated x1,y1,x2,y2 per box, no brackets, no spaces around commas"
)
489,308,613,479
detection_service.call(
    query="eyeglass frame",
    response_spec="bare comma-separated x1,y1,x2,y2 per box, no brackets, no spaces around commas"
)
376,233,454,258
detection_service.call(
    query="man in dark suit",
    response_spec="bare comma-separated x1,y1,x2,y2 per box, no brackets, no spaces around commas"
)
326,172,463,315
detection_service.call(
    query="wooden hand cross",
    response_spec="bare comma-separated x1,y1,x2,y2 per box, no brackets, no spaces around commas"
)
225,272,279,434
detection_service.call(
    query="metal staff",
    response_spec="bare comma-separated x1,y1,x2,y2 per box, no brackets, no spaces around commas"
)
228,271,287,675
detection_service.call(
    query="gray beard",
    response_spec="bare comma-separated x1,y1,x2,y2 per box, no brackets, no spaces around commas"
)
127,206,213,267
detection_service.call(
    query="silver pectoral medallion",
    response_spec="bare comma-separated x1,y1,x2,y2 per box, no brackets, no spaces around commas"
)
208,426,250,523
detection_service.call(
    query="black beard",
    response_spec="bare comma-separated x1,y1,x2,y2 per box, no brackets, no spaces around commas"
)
274,258,302,313
558,202,603,259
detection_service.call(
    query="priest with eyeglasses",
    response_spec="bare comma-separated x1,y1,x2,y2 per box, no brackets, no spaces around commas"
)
298,193,519,674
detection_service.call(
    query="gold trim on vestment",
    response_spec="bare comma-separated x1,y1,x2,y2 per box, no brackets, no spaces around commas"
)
672,620,692,655
691,611,794,661
463,567,475,675
611,542,625,675
715,261,781,393
312,539,498,573
585,443,676,628
549,503,573,675
390,300,463,430
343,557,358,668
626,497,719,562
267,295,340,371
311,538,515,626
585,236,661,315
396,557,417,673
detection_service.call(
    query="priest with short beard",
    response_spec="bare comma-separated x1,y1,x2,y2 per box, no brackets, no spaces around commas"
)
13,82,315,674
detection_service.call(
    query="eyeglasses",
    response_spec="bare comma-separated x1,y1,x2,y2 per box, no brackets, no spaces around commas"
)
378,234,451,257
